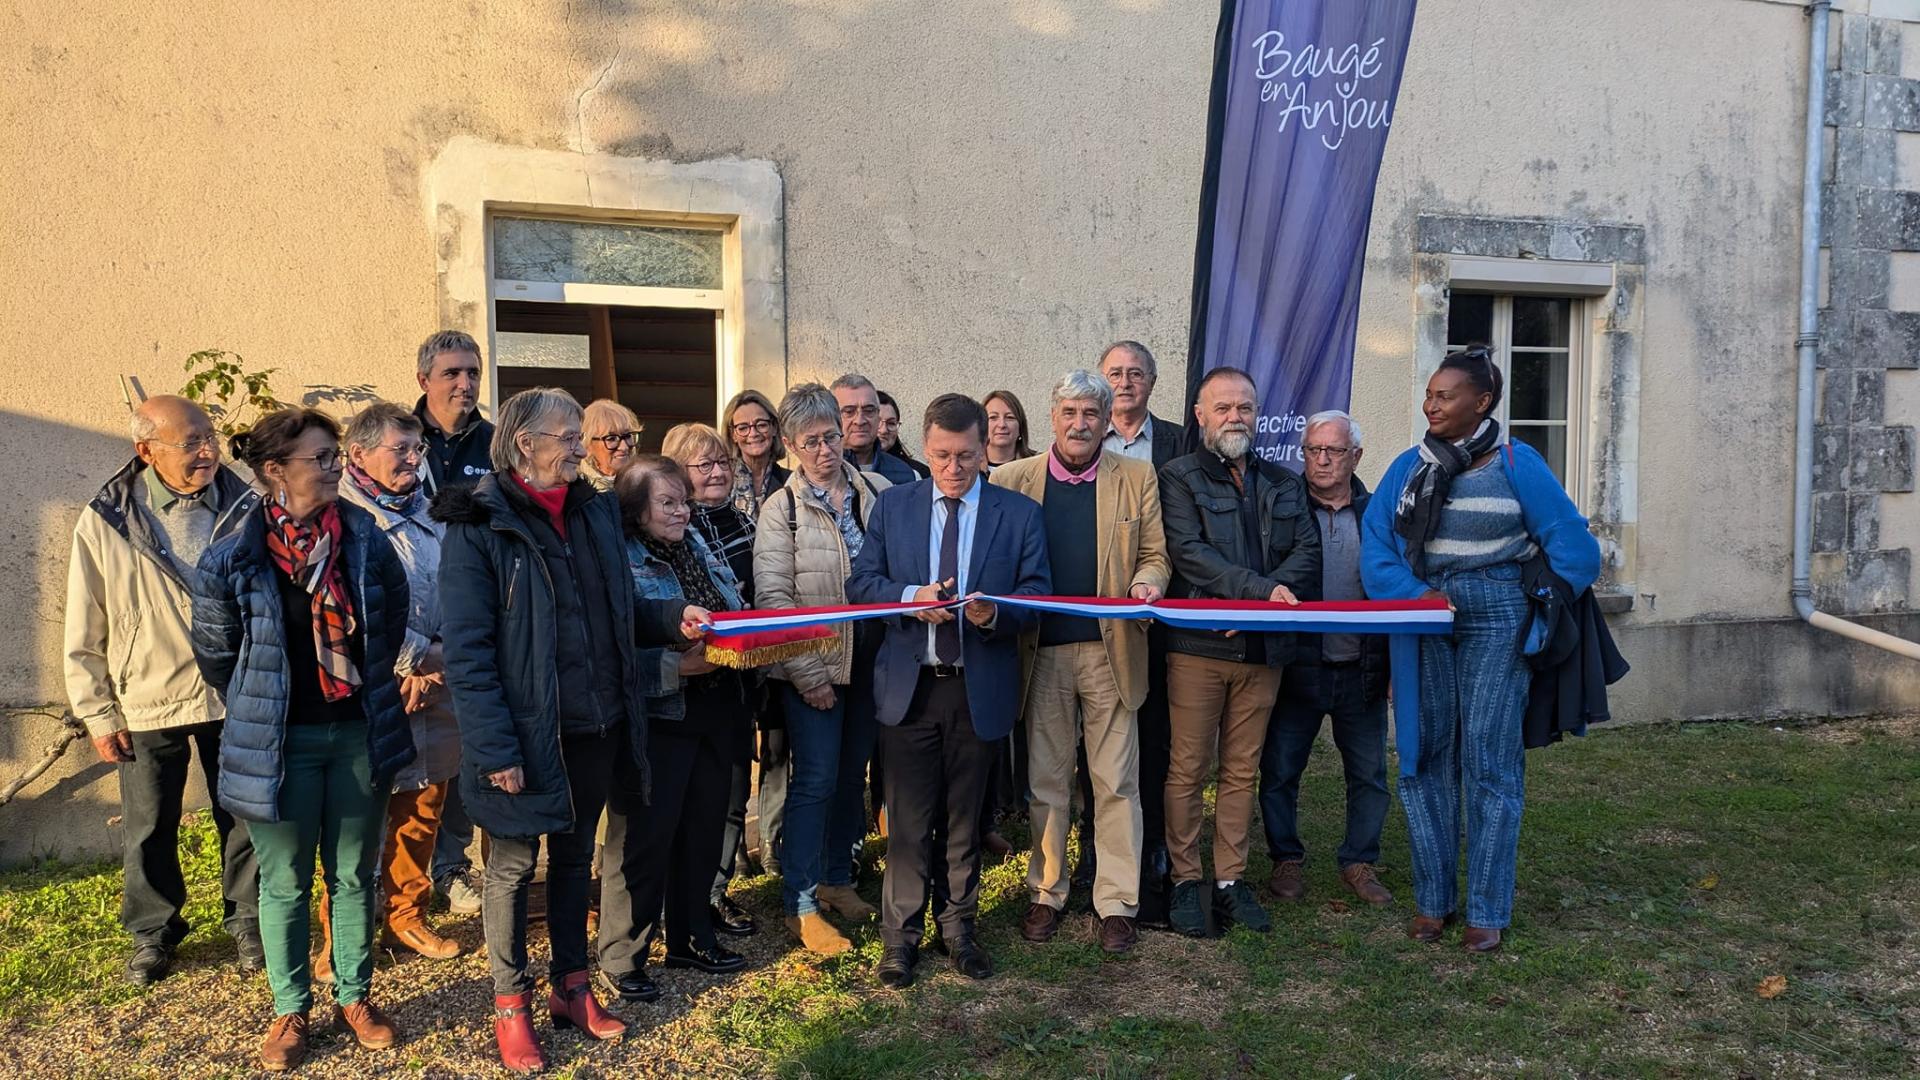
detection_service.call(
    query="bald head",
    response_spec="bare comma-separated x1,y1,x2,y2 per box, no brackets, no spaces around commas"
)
133,395,220,494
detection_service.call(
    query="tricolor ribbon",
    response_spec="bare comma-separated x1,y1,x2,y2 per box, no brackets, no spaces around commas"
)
701,595,1448,777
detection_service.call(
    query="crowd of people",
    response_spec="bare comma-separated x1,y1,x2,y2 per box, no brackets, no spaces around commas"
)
63,331,1600,1072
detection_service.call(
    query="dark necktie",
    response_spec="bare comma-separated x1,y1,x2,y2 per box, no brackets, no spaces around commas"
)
937,496,962,664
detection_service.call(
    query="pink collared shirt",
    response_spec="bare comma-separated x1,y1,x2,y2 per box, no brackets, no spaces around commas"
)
1048,447,1101,484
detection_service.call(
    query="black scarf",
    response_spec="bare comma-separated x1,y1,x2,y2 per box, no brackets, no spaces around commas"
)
1394,418,1502,579
641,535,732,615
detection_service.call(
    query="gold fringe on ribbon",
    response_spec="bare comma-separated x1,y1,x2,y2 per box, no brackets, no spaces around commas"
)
704,635,837,670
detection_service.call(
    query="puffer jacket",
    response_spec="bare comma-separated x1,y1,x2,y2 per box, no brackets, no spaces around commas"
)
338,480,459,790
433,474,689,840
190,500,415,824
750,462,890,693
65,460,259,737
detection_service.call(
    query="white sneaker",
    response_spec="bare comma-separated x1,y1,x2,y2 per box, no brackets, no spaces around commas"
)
437,871,482,916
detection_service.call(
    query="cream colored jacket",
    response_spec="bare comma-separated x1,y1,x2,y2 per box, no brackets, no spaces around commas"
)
64,461,258,737
751,462,891,693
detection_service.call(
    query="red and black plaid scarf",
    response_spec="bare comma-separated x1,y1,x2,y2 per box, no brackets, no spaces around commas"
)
264,502,361,702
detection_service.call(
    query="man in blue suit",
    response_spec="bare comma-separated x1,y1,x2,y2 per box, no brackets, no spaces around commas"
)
847,393,1051,989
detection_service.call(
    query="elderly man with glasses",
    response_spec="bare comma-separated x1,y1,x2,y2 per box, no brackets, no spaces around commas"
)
1257,410,1394,909
65,394,265,986
831,373,919,486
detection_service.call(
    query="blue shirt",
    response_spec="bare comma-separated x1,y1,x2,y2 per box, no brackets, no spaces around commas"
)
900,474,984,665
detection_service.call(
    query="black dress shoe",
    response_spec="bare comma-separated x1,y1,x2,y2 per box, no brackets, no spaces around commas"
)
711,895,757,937
126,941,173,986
664,943,748,975
877,944,918,989
234,929,266,973
601,967,661,1003
945,935,994,980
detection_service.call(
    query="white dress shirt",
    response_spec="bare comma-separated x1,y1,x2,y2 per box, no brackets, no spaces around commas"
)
900,474,984,665
1103,413,1155,462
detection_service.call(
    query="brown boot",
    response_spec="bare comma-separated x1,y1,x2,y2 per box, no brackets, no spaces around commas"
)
260,1011,310,1072
1097,915,1139,955
1267,860,1306,901
1408,912,1459,943
338,999,399,1050
785,913,852,956
1463,926,1503,953
815,884,877,922
1339,863,1394,907
381,923,463,960
1019,903,1061,943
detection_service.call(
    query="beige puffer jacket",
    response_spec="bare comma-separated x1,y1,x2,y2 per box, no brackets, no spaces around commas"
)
751,461,891,692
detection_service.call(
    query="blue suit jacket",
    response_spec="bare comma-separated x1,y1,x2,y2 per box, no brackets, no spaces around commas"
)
846,477,1051,740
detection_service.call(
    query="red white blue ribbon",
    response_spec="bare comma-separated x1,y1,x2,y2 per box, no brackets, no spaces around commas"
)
703,595,1451,636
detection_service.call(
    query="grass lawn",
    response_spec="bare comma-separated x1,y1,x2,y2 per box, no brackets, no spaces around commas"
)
0,717,1914,1078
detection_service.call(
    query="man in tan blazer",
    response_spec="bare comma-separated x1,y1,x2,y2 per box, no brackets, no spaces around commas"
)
990,370,1170,953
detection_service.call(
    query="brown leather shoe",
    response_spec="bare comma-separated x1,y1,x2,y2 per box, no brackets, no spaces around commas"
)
816,884,877,922
1019,903,1062,943
1097,915,1138,955
382,923,463,960
338,999,399,1050
1339,863,1393,907
1463,926,1503,953
260,1011,309,1072
785,913,852,956
1407,912,1459,943
1267,860,1306,901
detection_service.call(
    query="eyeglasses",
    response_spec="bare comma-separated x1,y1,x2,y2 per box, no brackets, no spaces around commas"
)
730,419,772,437
1301,446,1354,461
378,441,426,461
687,458,729,475
149,435,220,456
282,449,344,472
839,404,880,420
1105,367,1151,385
650,495,690,516
591,431,641,450
532,431,586,450
796,431,844,454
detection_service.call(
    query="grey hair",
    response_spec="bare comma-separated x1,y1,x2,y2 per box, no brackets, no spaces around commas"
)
1304,409,1363,449
491,388,584,474
1050,368,1114,416
416,329,482,379
1099,340,1157,381
777,383,842,443
129,411,158,442
828,372,876,394
583,398,643,440
344,401,424,452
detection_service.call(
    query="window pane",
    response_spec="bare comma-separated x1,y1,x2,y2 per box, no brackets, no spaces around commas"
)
1512,297,1570,348
493,217,724,290
496,330,591,370
1509,351,1569,421
1511,424,1567,483
1447,293,1494,347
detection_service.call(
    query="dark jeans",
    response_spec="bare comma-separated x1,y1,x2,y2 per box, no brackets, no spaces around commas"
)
712,700,755,904
602,686,739,968
431,780,475,887
878,671,997,949
482,728,618,995
1258,662,1390,868
779,676,878,916
119,721,258,945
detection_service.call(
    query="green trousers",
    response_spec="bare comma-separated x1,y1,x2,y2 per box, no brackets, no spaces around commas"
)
247,720,385,1015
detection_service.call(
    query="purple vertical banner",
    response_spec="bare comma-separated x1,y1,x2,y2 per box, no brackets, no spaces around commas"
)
1184,0,1419,466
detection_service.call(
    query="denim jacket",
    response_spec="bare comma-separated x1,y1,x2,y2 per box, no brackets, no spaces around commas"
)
626,529,744,714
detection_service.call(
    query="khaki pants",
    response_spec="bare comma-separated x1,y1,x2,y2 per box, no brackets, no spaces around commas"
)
1164,653,1283,884
1025,640,1142,917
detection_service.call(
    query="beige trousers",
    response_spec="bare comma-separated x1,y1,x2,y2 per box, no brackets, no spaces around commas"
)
1164,652,1284,884
1025,640,1142,917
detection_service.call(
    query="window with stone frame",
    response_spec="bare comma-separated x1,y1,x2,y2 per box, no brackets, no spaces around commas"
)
1446,293,1586,495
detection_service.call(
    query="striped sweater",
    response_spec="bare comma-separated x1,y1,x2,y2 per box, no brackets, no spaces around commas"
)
1422,458,1538,576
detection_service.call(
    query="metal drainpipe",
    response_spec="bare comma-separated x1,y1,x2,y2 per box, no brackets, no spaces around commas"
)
1791,0,1920,660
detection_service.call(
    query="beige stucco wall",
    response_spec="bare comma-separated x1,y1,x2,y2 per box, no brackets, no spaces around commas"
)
0,0,1896,723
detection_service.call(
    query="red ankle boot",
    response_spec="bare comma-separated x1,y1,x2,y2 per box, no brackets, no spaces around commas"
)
548,970,627,1040
493,993,546,1073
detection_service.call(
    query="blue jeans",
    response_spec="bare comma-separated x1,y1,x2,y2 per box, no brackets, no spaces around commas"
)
779,679,877,916
1402,564,1532,929
1259,662,1390,868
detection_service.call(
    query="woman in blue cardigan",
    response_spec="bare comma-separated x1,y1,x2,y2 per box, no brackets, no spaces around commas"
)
1360,347,1600,953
